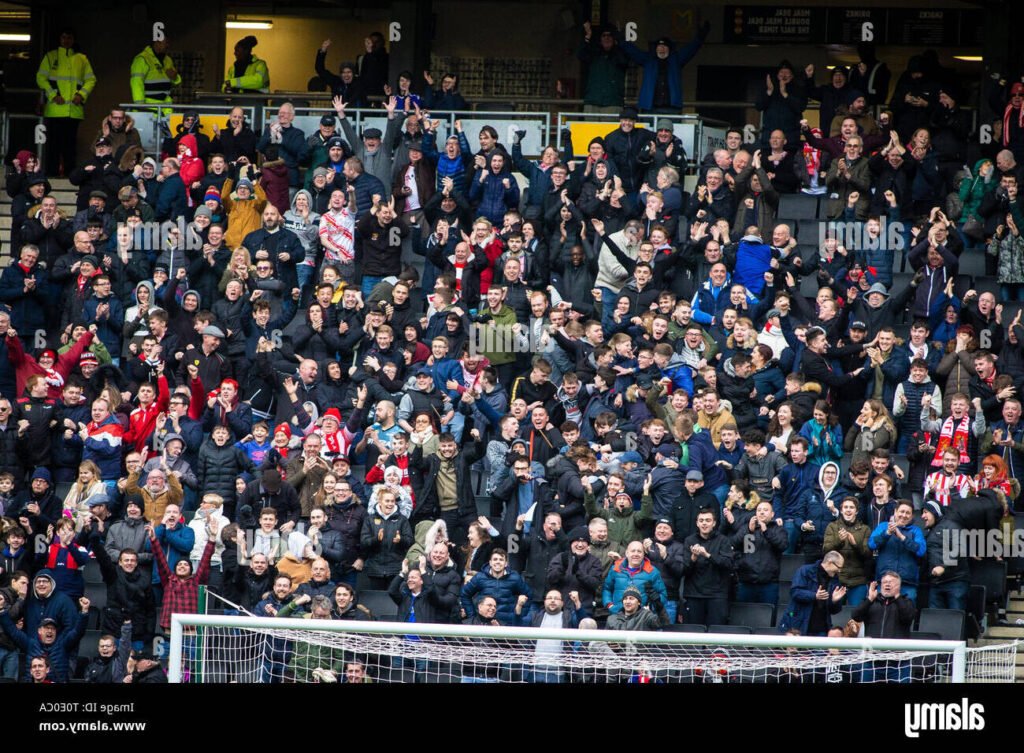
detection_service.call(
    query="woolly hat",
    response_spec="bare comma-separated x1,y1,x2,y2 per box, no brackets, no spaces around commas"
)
204,186,221,203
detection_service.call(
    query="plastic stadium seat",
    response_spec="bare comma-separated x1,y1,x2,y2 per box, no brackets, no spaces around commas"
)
795,219,821,244
832,605,855,628
780,554,804,584
83,560,104,585
753,627,781,636
777,581,791,606
958,252,988,277
728,602,775,629
916,609,965,641
910,631,942,641
359,589,398,620
84,582,107,612
667,623,707,633
78,630,103,660
709,624,753,635
778,193,818,220
969,560,1008,614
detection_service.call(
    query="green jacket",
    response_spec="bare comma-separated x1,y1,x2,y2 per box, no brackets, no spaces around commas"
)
58,337,112,365
584,490,653,547
287,635,349,682
476,305,518,366
958,159,995,222
577,42,629,108
822,517,872,587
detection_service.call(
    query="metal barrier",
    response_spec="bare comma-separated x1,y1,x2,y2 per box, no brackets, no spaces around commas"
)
120,103,258,157
262,106,551,159
556,112,730,170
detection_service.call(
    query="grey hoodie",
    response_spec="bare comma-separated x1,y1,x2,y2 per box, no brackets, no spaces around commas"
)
284,189,322,261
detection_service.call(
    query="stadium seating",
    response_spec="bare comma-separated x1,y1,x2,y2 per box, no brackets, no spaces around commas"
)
359,589,398,620
728,602,775,629
916,609,966,641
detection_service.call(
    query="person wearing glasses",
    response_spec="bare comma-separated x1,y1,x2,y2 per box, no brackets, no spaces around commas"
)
824,136,870,220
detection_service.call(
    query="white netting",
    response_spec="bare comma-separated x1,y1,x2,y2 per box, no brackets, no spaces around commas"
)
169,614,1018,684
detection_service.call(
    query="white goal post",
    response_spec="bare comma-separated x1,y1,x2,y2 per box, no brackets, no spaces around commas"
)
167,613,1017,684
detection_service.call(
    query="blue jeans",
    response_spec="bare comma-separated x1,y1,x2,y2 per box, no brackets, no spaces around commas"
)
708,485,728,509
845,584,868,608
444,411,465,443
737,582,779,605
929,579,969,611
296,263,316,304
0,646,18,680
598,286,618,324
1001,284,1024,302
895,434,911,454
362,275,385,298
664,600,678,624
900,585,918,604
782,519,800,554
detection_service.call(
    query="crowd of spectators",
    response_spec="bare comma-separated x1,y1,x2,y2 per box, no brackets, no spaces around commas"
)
1,22,1021,684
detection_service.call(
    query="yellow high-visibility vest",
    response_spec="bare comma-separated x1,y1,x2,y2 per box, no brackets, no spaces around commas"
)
36,46,96,119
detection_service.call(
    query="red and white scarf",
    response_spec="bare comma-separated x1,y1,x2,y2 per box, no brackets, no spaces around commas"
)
932,414,971,467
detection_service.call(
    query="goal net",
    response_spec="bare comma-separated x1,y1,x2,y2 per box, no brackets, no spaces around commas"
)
168,612,1018,684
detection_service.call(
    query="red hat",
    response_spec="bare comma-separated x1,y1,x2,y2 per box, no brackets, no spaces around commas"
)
322,408,342,424
1012,83,1024,96
80,351,98,365
274,422,292,438
39,349,57,361
204,186,221,203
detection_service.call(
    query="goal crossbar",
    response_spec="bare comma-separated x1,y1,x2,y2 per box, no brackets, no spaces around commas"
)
168,613,971,683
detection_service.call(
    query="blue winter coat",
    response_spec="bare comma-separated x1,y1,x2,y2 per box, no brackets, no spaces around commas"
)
620,36,705,111
468,168,520,226
0,609,87,682
869,522,926,586
460,564,532,626
602,558,669,613
155,173,187,221
681,427,728,490
732,237,774,297
21,571,79,636
422,130,472,192
777,561,843,635
691,276,730,326
147,523,196,586
775,461,821,520
431,356,464,402
82,294,125,356
799,420,844,467
80,414,124,480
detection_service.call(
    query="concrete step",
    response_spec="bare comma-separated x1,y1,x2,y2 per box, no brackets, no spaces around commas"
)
983,626,1024,639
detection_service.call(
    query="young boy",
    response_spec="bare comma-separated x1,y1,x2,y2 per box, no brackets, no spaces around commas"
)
733,428,786,501
0,473,15,517
236,421,274,466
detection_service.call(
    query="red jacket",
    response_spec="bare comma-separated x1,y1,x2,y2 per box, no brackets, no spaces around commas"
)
124,375,170,454
7,330,94,400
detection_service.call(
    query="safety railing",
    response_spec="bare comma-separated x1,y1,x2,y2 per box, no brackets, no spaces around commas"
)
119,103,259,157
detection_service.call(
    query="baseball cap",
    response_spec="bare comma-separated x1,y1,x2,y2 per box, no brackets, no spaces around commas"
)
686,470,704,482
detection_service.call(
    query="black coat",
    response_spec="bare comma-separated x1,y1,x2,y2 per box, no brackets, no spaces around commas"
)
851,594,917,639
731,518,789,585
91,537,155,644
680,530,736,599
324,500,368,574
360,508,413,579
388,574,449,624
422,563,462,623
237,479,301,528
520,529,567,601
408,439,485,527
546,550,605,611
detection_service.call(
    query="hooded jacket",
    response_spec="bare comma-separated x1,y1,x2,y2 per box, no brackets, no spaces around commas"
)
460,564,532,626
283,189,322,262
868,520,926,586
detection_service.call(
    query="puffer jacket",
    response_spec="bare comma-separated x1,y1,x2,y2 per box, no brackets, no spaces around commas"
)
460,564,532,626
324,500,368,575
868,521,926,587
468,166,520,226
104,517,154,573
91,535,155,644
359,507,413,579
988,231,1024,285
546,550,604,612
196,438,256,514
602,557,669,613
